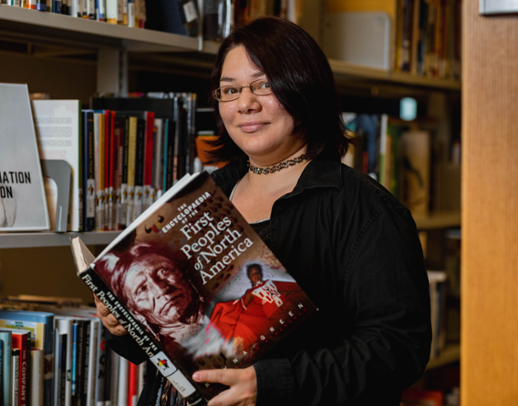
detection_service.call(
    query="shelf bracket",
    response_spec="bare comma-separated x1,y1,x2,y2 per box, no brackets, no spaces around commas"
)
97,48,128,96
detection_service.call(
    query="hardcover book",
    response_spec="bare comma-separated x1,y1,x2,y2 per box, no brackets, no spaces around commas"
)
70,171,316,405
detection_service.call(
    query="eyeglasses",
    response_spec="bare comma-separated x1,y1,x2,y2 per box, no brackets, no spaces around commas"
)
213,79,273,102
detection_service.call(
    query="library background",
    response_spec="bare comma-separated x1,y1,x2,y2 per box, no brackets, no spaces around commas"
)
0,0,516,405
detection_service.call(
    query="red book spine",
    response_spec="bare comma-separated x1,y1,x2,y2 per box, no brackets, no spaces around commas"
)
104,111,112,230
12,333,30,406
143,112,156,210
127,362,138,406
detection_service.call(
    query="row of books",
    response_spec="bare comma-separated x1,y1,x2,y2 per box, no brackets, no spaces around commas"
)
233,0,302,27
33,94,198,232
0,301,148,406
1,0,148,28
342,113,432,218
395,0,461,80
1,0,231,41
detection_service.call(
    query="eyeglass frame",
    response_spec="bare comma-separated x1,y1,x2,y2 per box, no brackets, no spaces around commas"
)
212,78,273,102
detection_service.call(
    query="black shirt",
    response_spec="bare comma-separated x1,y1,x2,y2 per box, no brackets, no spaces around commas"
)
109,155,431,406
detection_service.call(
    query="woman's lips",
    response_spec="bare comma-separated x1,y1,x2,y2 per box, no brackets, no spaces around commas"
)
238,121,268,133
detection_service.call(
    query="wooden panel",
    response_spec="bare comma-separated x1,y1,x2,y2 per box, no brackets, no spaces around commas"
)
462,0,518,405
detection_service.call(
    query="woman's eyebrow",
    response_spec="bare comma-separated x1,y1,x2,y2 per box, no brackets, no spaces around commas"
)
219,72,265,83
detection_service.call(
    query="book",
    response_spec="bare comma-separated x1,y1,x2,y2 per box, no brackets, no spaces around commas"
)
144,0,200,37
82,110,96,231
93,111,106,231
401,129,431,217
32,99,82,232
0,83,50,231
0,309,54,406
12,348,20,406
70,171,316,405
0,330,13,406
0,328,30,406
31,349,45,406
54,317,73,406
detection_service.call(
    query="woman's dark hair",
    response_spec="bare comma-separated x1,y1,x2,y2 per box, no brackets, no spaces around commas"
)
208,16,349,164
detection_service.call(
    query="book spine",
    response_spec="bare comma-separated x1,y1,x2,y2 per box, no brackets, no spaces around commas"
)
127,362,138,406
125,117,137,227
114,118,124,230
104,111,112,231
12,348,20,406
142,112,155,212
94,112,105,232
80,322,90,406
79,268,206,405
94,327,106,406
116,358,128,406
119,117,130,230
132,118,146,222
108,350,119,406
31,349,45,406
83,111,96,231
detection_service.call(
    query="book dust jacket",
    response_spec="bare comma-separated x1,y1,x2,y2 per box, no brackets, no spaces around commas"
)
79,172,316,402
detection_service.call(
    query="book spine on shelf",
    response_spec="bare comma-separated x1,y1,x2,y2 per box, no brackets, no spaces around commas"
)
83,110,96,231
79,268,207,405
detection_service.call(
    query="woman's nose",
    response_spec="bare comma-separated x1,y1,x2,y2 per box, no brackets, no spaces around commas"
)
237,87,260,113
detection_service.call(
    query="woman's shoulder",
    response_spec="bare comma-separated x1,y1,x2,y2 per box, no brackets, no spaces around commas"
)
210,161,247,194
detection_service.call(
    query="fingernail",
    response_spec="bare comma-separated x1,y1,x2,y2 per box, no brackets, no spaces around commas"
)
192,373,201,381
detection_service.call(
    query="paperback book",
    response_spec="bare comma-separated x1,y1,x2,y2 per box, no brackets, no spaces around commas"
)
70,171,316,405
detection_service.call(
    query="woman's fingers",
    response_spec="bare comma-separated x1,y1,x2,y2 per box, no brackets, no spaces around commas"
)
193,367,257,406
94,295,128,336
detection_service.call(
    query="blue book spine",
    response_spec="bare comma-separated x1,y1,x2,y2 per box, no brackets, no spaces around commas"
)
71,324,78,397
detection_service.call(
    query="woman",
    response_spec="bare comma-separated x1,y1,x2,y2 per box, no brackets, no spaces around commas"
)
97,16,431,406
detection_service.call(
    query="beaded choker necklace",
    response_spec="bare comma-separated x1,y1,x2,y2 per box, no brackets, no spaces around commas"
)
247,153,308,175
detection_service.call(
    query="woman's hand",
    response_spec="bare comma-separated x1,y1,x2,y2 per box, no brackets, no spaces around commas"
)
94,295,127,336
193,366,257,406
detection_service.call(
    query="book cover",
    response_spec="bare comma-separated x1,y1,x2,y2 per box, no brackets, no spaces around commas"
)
32,99,82,232
0,83,50,231
70,171,316,404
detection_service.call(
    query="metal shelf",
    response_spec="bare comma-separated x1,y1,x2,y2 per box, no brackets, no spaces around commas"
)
0,231,120,249
0,5,220,53
0,5,460,90
329,58,461,91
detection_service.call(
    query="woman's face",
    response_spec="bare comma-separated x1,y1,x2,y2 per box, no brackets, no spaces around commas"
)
218,45,306,166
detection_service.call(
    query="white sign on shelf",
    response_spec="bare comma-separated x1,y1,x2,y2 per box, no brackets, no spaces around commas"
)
0,83,50,231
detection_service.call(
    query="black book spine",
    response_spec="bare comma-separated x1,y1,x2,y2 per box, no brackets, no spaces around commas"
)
83,110,96,231
165,119,176,190
80,267,208,405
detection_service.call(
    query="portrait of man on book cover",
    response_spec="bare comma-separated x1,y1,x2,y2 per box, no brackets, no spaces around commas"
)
94,242,208,358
